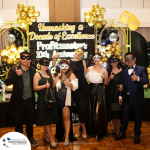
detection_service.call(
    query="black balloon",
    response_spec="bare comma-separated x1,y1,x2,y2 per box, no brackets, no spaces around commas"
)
101,39,107,46
117,36,119,41
112,29,118,34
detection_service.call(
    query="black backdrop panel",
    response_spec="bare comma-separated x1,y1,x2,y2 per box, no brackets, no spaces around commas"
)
129,31,148,67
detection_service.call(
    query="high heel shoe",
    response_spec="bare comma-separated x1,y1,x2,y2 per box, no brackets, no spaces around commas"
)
49,138,57,149
75,124,81,138
82,127,87,139
64,142,70,146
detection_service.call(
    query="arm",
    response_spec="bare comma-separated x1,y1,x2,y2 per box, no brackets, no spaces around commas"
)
33,73,49,91
5,67,20,86
103,69,109,86
52,51,60,67
83,60,87,75
138,67,149,84
52,73,61,88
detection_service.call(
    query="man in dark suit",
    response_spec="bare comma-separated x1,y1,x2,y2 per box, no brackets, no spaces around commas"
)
5,51,38,146
115,52,149,144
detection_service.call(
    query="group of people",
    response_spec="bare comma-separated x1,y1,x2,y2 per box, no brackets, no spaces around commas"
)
5,47,149,148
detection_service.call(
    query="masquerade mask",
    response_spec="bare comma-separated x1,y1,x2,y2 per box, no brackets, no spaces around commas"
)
76,49,84,57
21,55,30,60
110,58,118,63
42,61,49,66
93,55,101,60
125,56,135,62
120,10,140,31
60,64,69,70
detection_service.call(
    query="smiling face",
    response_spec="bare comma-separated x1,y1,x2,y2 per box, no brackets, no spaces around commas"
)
74,48,84,59
40,59,49,71
20,54,30,66
60,63,69,74
93,54,101,65
111,56,118,67
125,54,136,67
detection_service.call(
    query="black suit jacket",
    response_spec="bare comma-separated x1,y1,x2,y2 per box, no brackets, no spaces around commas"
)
120,65,149,104
5,65,36,108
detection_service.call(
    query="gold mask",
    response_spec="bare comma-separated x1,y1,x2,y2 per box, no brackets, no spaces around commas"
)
76,49,84,57
120,10,140,31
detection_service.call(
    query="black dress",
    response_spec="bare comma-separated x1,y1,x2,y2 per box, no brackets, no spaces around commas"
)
70,60,90,123
55,78,76,142
105,71,122,121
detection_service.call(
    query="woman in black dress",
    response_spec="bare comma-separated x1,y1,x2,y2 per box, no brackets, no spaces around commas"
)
52,47,89,138
86,53,109,141
105,55,123,138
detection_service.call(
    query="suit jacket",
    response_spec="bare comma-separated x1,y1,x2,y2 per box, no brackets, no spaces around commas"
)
120,65,149,104
5,65,36,108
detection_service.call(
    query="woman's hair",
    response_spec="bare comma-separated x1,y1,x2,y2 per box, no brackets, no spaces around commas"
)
53,59,72,79
77,46,85,52
39,57,53,79
107,55,121,72
94,53,102,57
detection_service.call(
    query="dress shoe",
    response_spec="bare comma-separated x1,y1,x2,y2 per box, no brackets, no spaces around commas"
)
82,134,87,139
28,137,38,146
134,136,140,144
64,142,70,146
50,142,57,149
115,133,126,141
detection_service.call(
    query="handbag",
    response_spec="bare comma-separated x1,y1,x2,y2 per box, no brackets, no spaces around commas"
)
111,88,122,111
43,86,56,109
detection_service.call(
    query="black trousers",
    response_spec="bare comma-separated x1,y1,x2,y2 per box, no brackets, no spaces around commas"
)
12,98,35,138
120,96,144,136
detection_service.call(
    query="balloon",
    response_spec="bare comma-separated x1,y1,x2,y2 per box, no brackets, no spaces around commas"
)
7,34,16,43
109,32,117,42
17,3,24,8
106,51,113,57
20,12,27,19
95,8,101,15
5,45,10,50
106,44,112,50
99,46,106,52
33,10,40,17
114,50,121,56
111,47,115,52
28,5,35,10
17,17,22,23
116,45,121,51
97,15,104,22
112,29,118,34
23,5,29,12
117,36,119,41
101,8,106,14
28,10,34,17
16,9,21,16
15,32,21,39
118,56,123,61
96,22,102,29
31,16,37,22
91,11,97,17
102,57,108,62
92,3,99,9
101,20,107,26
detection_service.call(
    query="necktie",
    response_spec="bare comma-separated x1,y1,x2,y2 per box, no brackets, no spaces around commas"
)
128,66,134,69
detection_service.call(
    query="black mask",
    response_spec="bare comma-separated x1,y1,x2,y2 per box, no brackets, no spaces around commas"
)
110,58,118,63
42,61,49,66
21,55,30,60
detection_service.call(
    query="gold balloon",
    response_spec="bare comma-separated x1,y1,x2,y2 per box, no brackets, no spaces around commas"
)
101,8,106,14
20,12,27,19
23,5,29,12
84,18,89,22
17,17,22,23
93,16,98,22
28,10,34,17
5,45,10,50
7,59,11,65
26,17,31,22
118,56,123,61
106,51,113,57
99,46,106,52
106,44,112,50
28,20,32,25
88,19,94,27
20,20,27,28
16,53,20,59
112,42,117,48
96,22,102,28
13,58,17,61
95,8,101,15
97,15,104,22
16,9,21,16
90,15,94,21
114,50,121,56
111,47,115,52
102,57,108,62
91,11,97,17
28,5,35,10
92,3,99,9
13,61,17,65
101,20,107,26
10,59,14,64
2,57,7,62
31,16,37,22
116,45,121,51
18,7,23,12
147,66,150,74
101,52,106,57
33,10,40,17
17,3,24,8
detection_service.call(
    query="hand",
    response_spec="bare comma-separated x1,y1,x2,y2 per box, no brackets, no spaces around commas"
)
119,98,123,105
45,80,50,88
118,84,123,91
101,72,106,79
110,72,114,80
57,73,61,78
15,67,22,76
131,71,138,81
64,79,70,86
53,50,60,59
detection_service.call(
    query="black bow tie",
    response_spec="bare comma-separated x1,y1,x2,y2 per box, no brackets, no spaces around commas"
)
128,66,134,69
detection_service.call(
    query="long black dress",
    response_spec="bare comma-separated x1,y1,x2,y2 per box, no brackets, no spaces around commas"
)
70,60,90,123
105,71,122,121
55,78,75,142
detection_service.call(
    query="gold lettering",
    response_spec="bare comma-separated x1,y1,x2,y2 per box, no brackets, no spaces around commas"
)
62,31,67,40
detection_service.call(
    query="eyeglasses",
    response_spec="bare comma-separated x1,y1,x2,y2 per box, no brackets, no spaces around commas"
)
21,55,30,60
